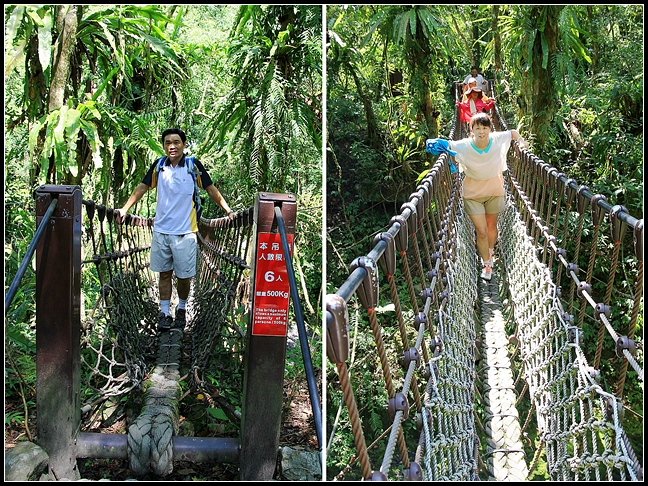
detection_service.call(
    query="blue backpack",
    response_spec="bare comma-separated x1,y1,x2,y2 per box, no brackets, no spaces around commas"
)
155,155,203,218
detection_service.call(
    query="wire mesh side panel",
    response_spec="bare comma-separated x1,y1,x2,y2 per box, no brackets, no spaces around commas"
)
79,204,158,428
189,211,253,392
499,203,641,481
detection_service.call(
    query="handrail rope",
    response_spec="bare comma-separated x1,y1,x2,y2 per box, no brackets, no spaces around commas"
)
328,87,494,480
79,201,156,408
494,104,641,235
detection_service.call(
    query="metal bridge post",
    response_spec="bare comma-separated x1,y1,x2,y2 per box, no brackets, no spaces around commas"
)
239,193,296,480
34,185,82,480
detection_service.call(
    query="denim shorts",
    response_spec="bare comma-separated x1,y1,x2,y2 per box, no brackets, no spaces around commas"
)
464,196,506,215
150,232,197,279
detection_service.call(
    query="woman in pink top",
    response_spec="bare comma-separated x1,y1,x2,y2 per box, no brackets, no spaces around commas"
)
449,113,526,280
457,87,495,123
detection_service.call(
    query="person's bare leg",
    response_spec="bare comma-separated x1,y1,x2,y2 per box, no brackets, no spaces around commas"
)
469,213,491,263
485,213,499,253
159,270,173,301
177,277,191,301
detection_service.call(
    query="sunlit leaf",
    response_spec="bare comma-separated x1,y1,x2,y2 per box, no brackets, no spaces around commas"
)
37,10,53,73
4,38,26,78
5,6,25,44
25,8,45,27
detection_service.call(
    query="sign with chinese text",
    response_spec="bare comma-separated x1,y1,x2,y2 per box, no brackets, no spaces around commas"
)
252,232,294,336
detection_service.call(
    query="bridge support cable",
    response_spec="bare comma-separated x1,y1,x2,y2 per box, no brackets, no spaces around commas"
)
5,197,57,313
495,103,643,479
274,204,323,455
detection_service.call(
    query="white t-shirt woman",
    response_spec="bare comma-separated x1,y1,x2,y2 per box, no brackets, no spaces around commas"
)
448,113,527,280
450,130,511,200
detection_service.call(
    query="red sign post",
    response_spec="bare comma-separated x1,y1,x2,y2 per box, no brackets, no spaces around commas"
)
240,193,296,481
252,232,294,336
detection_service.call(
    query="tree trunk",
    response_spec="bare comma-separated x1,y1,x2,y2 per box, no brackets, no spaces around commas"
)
451,13,474,67
421,81,438,138
528,5,564,145
349,66,381,151
112,145,125,200
412,13,438,137
47,5,80,184
471,9,481,68
491,6,502,81
48,5,79,111
26,33,48,187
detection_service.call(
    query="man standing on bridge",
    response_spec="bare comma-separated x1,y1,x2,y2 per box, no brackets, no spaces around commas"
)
115,128,236,332
463,65,489,94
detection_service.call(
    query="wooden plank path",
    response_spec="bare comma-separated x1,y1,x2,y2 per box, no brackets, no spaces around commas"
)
478,270,529,481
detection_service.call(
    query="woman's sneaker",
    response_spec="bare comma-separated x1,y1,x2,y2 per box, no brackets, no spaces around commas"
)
157,312,173,332
173,308,186,330
481,261,493,281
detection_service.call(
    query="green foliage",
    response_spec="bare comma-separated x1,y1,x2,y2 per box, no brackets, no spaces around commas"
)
5,6,322,458
28,100,104,179
202,6,322,199
326,4,642,480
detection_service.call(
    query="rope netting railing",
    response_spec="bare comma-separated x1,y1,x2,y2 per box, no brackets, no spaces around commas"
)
190,210,254,400
490,103,643,480
497,201,641,480
491,105,643,393
80,204,158,408
77,200,253,475
326,81,643,481
327,118,481,480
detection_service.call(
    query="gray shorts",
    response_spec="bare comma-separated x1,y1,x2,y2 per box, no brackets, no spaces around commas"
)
150,232,197,279
464,196,506,215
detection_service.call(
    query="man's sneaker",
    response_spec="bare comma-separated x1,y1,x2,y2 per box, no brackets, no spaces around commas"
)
481,261,493,281
173,308,187,330
157,312,173,332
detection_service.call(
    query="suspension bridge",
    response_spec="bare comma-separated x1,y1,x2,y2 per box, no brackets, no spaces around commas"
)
325,81,643,481
5,191,321,481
